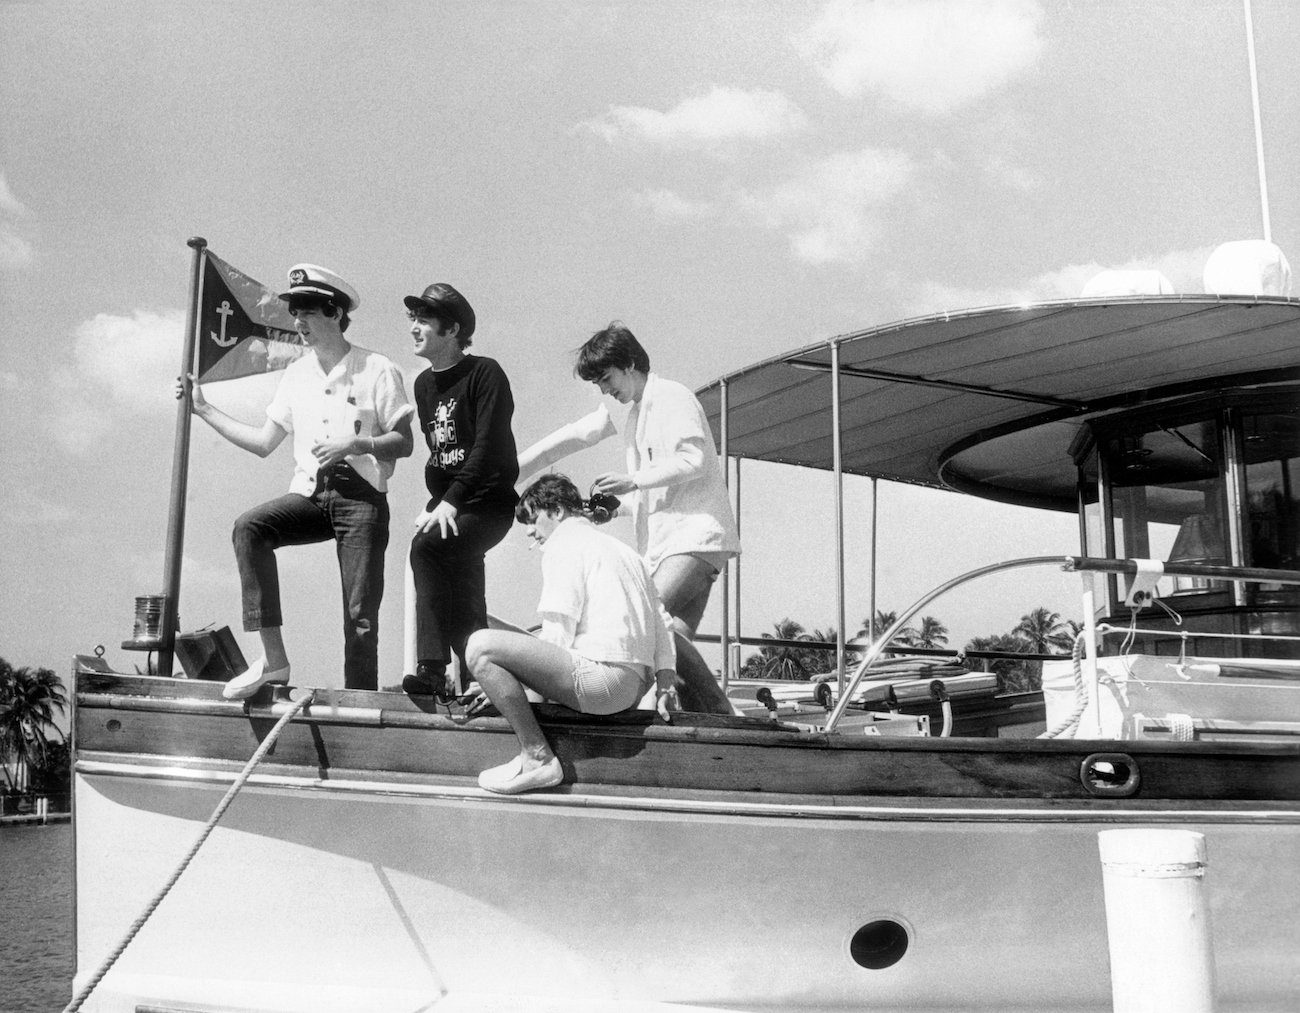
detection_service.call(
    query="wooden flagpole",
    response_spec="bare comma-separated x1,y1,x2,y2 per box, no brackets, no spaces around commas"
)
157,236,207,677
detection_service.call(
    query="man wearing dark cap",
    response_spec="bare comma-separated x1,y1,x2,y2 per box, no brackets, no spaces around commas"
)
404,282,520,698
185,264,414,698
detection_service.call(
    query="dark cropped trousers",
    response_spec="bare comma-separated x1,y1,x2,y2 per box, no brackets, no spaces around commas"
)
408,502,514,681
232,464,389,690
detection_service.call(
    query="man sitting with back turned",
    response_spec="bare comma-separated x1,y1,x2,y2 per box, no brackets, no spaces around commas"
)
184,264,414,698
466,473,678,794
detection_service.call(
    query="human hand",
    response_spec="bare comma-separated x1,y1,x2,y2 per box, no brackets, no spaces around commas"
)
176,373,207,414
591,472,637,497
465,691,495,718
654,674,679,722
416,500,460,537
311,435,358,469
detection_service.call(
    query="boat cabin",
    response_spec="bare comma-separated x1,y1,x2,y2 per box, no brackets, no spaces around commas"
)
1075,390,1299,656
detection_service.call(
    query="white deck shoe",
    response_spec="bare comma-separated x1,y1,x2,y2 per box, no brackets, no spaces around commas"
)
478,755,563,795
222,659,291,701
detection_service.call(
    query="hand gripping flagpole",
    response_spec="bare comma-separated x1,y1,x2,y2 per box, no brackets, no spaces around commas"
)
157,236,208,677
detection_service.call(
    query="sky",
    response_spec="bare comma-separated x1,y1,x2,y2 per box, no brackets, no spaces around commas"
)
2,0,1297,697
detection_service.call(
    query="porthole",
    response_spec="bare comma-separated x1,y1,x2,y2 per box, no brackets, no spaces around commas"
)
849,918,910,970
1080,752,1141,797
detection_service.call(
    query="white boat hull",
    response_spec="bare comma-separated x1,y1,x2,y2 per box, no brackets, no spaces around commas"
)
74,759,1300,1012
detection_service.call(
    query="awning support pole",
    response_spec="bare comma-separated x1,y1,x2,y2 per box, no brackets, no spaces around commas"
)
831,340,846,695
720,377,732,687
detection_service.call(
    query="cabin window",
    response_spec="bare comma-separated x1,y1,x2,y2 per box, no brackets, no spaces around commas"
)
1103,418,1227,597
1242,409,1300,577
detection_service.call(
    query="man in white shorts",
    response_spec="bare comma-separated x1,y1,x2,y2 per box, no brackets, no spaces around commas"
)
464,473,678,795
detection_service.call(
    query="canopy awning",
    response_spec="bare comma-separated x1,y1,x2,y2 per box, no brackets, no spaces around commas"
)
696,295,1300,511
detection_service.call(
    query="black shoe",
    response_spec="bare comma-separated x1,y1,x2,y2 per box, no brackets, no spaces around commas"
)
403,661,455,703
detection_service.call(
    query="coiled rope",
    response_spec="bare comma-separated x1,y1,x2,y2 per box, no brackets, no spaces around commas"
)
63,690,315,1013
1039,631,1088,739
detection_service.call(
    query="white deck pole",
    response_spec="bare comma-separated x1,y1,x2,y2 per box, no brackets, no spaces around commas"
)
1080,570,1101,736
830,339,846,694
402,556,416,688
1098,829,1216,1013
720,377,732,686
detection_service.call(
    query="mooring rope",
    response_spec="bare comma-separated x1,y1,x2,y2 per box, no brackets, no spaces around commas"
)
1039,632,1089,739
62,690,315,1013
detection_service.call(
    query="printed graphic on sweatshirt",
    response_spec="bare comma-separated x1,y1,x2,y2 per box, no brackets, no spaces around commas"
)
429,397,465,469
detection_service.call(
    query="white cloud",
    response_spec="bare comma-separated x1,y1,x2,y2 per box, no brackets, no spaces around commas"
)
904,246,1218,315
796,0,1044,115
0,171,29,217
0,170,34,269
636,188,718,220
578,85,808,146
73,309,186,410
0,486,76,528
0,230,33,269
983,154,1041,193
52,309,185,455
738,147,916,264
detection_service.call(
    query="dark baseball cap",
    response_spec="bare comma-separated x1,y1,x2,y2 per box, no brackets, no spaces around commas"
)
403,282,475,340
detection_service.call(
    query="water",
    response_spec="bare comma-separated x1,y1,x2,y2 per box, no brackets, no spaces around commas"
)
0,823,73,1013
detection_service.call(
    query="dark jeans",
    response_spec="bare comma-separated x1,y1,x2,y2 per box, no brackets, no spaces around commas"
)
409,503,514,677
232,464,389,690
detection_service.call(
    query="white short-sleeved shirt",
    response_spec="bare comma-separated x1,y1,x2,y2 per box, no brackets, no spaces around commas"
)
266,344,414,497
537,516,676,673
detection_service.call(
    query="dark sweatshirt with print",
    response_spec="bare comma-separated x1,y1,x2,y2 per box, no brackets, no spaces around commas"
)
414,355,519,511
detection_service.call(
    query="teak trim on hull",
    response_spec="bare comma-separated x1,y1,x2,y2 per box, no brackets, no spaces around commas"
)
76,756,1300,825
75,670,1300,803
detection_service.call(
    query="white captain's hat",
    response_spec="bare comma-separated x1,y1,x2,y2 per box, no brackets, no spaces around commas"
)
281,263,360,312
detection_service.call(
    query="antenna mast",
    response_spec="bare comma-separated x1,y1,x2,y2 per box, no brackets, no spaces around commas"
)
1243,0,1272,242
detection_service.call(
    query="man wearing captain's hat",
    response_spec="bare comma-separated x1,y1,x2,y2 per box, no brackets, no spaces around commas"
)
185,263,415,698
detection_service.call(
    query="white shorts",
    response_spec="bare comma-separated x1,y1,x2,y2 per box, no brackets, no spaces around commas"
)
569,651,651,715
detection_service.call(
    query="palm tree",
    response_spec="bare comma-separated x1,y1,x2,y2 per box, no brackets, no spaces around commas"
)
854,610,947,655
752,619,813,681
0,659,68,795
910,616,950,649
856,610,899,643
804,627,840,676
1014,607,1073,654
963,634,1035,692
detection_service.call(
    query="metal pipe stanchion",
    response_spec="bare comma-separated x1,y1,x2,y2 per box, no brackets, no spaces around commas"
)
402,556,417,689
1098,829,1216,1013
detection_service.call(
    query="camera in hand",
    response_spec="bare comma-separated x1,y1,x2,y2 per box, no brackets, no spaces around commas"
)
586,492,620,524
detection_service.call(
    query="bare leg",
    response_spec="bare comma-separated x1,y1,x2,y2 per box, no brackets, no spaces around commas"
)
653,555,716,637
465,630,582,773
654,555,731,714
257,626,290,672
670,625,732,714
224,625,291,700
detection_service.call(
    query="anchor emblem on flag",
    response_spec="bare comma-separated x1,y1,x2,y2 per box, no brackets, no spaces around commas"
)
211,300,236,347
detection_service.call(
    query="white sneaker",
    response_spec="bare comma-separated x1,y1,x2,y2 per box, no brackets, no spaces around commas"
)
222,659,291,701
478,756,563,795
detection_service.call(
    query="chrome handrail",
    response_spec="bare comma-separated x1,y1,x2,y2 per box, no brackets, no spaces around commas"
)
823,555,1300,734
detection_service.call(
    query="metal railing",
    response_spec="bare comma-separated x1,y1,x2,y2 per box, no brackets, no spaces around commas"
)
821,555,1300,734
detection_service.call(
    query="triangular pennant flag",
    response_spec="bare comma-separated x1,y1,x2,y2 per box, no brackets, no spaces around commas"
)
196,251,306,382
